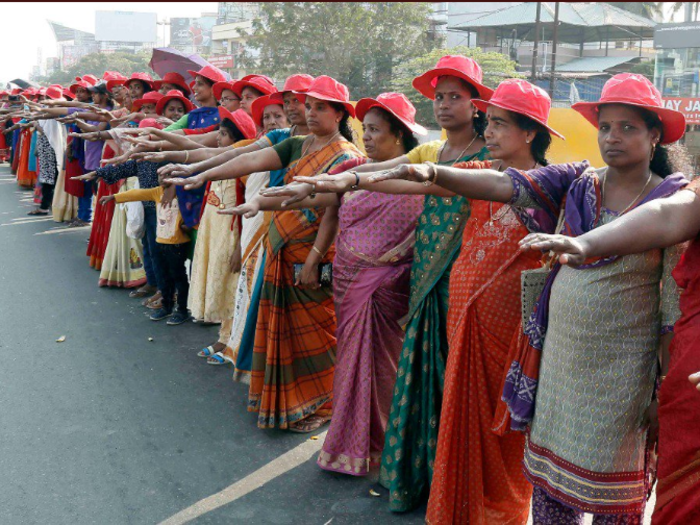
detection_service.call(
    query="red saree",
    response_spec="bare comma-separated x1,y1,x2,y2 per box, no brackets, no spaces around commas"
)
426,192,540,525
16,128,36,188
87,145,120,270
653,237,700,524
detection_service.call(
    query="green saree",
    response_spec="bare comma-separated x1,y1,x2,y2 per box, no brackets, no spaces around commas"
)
379,146,490,512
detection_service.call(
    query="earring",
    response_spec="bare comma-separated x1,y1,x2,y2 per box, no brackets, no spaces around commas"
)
650,143,657,161
526,139,531,144
395,139,401,145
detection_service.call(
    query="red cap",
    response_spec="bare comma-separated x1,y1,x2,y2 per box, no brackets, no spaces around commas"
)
132,91,164,112
472,79,564,139
355,92,427,136
412,55,493,101
212,81,239,101
572,73,685,145
103,71,126,81
155,90,195,115
218,107,257,140
153,72,192,95
124,72,155,89
232,74,278,98
69,80,91,94
11,88,22,95
187,65,227,85
270,74,314,102
251,95,285,127
139,118,164,130
62,88,75,100
294,75,355,117
45,86,64,100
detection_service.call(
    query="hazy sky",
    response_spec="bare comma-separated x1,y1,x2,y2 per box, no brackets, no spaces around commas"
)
0,2,218,82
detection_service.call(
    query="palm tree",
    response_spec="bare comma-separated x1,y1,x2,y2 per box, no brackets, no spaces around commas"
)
670,2,700,21
607,2,664,21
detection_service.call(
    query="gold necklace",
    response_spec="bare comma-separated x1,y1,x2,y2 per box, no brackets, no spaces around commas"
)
601,168,653,216
301,131,340,158
438,133,478,166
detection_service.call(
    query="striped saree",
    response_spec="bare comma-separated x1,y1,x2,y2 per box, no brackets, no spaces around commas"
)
248,140,362,429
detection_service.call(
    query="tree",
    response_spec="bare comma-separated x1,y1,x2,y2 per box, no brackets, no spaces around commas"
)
670,2,700,21
390,46,522,126
240,2,438,99
37,51,154,86
607,2,664,21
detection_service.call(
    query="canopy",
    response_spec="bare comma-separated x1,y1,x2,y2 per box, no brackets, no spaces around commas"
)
451,2,656,43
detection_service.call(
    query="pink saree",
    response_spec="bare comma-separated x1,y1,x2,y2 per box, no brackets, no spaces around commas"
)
317,159,424,476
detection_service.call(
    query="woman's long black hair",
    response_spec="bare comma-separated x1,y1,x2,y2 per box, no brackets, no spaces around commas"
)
513,113,552,166
330,102,356,143
637,107,691,178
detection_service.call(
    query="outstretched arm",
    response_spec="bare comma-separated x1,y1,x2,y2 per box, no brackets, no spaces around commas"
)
520,188,700,266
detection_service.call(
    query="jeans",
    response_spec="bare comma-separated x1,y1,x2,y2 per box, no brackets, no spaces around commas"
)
141,207,160,289
77,180,93,222
40,182,54,210
154,242,190,312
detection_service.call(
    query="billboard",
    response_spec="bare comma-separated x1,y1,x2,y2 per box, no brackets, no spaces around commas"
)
654,22,700,50
663,97,700,125
95,11,157,43
208,55,234,69
170,17,217,53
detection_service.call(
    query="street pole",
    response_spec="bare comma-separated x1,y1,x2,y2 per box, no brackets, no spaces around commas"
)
548,1,560,99
531,2,542,81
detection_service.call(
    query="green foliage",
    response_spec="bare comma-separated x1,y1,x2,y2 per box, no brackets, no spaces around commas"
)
37,51,154,85
390,46,522,126
241,2,438,99
628,60,655,81
606,2,663,20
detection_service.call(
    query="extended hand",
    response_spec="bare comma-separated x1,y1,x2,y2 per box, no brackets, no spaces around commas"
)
218,201,260,218
163,175,204,191
259,182,314,206
293,172,354,193
368,163,432,184
71,171,97,181
519,233,588,267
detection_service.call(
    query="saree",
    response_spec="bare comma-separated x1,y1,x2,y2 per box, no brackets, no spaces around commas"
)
87,145,121,270
223,171,271,369
16,127,36,188
248,140,362,429
498,165,686,515
229,129,296,381
188,139,255,324
379,146,489,512
317,158,424,476
426,171,539,525
653,226,700,524
98,177,147,289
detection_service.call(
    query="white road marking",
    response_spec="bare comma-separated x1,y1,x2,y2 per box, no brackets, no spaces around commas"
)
159,431,327,525
34,226,90,235
1,218,53,226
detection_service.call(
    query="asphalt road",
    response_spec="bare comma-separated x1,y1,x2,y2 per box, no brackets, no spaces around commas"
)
0,165,425,525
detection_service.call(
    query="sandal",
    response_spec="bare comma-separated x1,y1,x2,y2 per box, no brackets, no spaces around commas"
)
141,291,162,306
28,209,49,216
131,285,157,298
206,353,228,366
147,297,164,310
289,415,332,434
197,346,216,358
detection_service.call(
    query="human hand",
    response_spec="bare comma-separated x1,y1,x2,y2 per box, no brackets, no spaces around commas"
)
259,182,315,207
230,243,242,273
642,399,659,450
99,195,115,205
71,171,97,181
367,163,433,184
690,371,700,392
518,234,589,267
218,201,260,218
295,260,320,289
163,174,204,191
293,171,356,193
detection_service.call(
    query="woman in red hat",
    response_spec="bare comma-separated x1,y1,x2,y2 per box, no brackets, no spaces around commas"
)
515,89,700,525
258,92,426,462
371,72,689,523
292,55,491,510
232,74,278,116
250,95,288,135
124,73,154,102
213,81,241,113
153,72,191,97
166,75,363,432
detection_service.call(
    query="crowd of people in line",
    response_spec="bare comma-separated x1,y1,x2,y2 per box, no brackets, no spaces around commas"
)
1,54,699,524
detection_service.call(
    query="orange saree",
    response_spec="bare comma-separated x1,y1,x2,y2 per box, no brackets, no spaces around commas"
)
248,139,362,429
426,197,541,525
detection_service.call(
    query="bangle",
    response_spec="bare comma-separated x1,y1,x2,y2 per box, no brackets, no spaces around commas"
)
349,171,360,190
312,245,324,258
184,150,190,163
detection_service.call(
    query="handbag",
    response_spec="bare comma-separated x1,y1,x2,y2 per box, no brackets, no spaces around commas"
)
293,263,333,286
520,208,566,326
